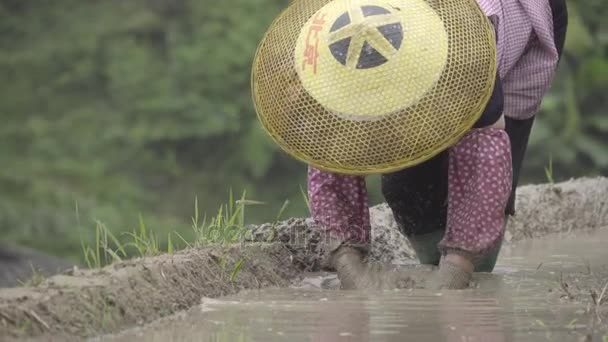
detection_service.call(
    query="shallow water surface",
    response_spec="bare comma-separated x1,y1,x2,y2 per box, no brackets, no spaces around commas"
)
98,230,608,342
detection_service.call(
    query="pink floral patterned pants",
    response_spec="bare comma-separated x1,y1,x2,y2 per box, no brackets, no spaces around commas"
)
308,127,512,257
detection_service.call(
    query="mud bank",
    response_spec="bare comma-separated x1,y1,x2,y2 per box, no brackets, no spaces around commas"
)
0,177,606,339
0,244,298,339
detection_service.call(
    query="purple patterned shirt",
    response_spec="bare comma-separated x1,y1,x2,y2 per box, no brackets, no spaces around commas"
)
478,0,559,119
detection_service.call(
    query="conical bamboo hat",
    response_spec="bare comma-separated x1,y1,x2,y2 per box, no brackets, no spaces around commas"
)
252,0,497,174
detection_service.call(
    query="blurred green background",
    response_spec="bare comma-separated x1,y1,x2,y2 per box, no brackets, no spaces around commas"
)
0,0,606,261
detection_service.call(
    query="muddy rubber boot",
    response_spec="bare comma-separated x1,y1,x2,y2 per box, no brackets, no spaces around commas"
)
474,238,502,273
408,229,502,273
407,230,443,266
475,219,508,272
429,259,472,290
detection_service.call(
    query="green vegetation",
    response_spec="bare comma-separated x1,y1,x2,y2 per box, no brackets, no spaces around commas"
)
0,0,605,262
525,0,608,181
188,191,263,247
17,264,46,287
544,155,555,184
230,258,246,282
124,215,163,258
75,191,284,270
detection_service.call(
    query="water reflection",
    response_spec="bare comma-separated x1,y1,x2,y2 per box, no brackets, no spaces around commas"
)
97,230,608,342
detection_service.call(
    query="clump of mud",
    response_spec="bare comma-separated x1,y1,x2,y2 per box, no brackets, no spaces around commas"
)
0,177,606,340
505,177,608,241
0,244,298,339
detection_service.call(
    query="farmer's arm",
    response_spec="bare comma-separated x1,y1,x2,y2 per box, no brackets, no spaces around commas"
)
427,71,512,288
501,3,561,120
502,41,559,120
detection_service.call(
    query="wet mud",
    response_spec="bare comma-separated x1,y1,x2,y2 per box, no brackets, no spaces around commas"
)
0,177,606,340
97,229,608,342
0,244,300,340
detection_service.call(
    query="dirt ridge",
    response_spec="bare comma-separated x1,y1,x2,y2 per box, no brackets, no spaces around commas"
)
0,244,298,339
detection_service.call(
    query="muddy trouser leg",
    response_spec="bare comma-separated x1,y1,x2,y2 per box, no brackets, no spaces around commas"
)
381,118,541,273
380,157,506,272
465,119,538,272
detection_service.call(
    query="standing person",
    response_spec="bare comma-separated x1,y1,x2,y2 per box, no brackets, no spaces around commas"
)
308,0,568,289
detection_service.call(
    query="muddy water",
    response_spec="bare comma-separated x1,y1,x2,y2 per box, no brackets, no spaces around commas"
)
97,230,608,342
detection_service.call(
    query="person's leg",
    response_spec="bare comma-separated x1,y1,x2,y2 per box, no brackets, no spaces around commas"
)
381,150,507,273
381,151,449,266
504,117,534,215
308,167,431,290
488,109,532,276
435,127,512,288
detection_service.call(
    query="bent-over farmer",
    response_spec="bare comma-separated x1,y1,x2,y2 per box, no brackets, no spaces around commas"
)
252,0,567,289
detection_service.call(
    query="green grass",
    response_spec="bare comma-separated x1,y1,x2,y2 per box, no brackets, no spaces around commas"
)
15,319,33,335
299,185,311,214
230,258,245,282
81,220,126,269
189,190,262,247
78,190,288,270
124,214,162,257
266,199,290,242
212,255,247,283
17,264,46,287
545,154,555,184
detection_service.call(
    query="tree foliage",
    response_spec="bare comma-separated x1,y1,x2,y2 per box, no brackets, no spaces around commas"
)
525,0,608,180
0,0,605,259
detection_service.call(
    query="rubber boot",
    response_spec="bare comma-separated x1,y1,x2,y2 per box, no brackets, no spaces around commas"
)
407,230,502,273
474,238,502,273
407,230,443,266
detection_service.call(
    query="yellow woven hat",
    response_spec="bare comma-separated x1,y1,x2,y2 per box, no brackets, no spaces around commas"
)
252,0,497,175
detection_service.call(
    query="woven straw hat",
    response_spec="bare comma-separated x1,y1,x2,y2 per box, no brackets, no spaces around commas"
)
252,0,497,175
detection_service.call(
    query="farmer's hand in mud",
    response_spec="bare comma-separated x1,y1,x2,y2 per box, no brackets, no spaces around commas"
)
330,246,433,290
428,255,474,290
